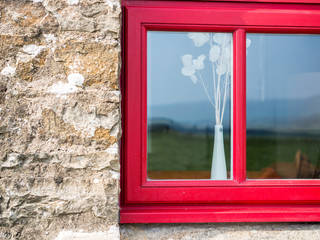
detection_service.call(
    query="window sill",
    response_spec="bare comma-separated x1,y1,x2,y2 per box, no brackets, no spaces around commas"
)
120,205,320,223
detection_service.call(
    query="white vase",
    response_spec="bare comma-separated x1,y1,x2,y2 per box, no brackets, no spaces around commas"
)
211,124,227,180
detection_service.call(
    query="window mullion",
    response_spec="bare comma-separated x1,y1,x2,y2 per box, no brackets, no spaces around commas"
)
233,29,247,183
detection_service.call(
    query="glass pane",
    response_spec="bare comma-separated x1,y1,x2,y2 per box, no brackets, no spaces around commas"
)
247,34,320,179
147,31,233,180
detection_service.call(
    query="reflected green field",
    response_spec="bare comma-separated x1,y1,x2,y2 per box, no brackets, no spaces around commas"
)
247,135,320,171
147,131,320,172
147,131,230,172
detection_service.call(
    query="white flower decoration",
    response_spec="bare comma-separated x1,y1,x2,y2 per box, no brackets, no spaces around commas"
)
180,32,252,128
181,54,195,76
246,38,252,48
190,75,198,84
217,63,227,76
213,33,231,45
209,45,220,63
246,38,252,55
224,45,231,60
181,54,206,84
181,66,195,77
193,54,206,70
187,33,210,47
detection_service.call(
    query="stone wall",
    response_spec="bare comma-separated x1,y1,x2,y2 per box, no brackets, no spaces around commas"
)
0,0,121,239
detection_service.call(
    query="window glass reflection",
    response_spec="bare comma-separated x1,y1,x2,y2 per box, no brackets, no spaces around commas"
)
247,34,320,179
147,31,232,180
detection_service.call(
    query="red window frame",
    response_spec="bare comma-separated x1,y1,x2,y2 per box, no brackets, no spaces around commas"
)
120,0,320,223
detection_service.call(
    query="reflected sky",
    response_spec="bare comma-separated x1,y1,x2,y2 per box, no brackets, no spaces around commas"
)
246,34,320,130
147,31,231,126
147,31,217,106
148,32,320,105
247,34,320,101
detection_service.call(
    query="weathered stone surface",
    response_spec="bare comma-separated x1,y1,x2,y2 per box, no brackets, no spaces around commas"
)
53,40,120,89
58,7,97,32
55,226,120,240
0,0,121,239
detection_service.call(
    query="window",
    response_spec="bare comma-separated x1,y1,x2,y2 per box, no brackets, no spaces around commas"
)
121,0,320,223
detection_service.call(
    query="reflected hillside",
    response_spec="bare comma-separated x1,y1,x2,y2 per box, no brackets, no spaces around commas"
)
148,95,320,135
148,117,228,134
